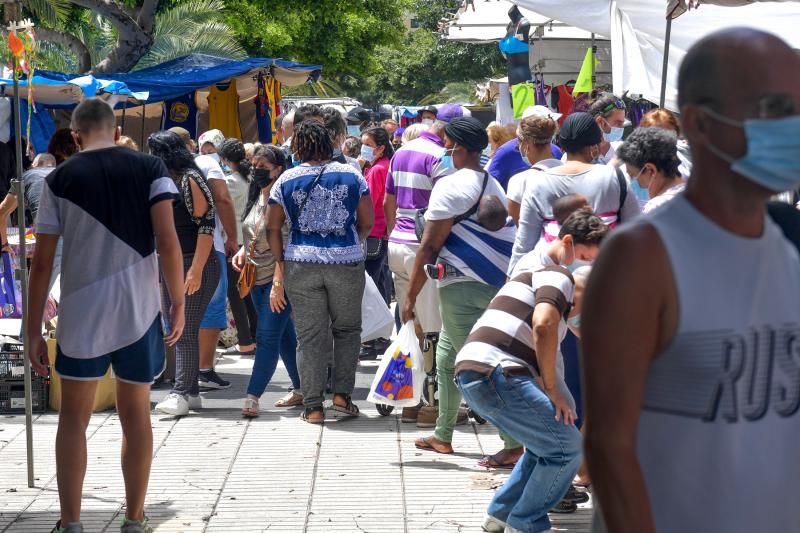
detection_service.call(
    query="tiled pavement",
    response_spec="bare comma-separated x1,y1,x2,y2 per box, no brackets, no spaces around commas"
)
0,353,592,532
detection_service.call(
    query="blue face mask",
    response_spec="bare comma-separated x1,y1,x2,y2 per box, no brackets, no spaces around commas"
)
441,146,456,170
603,125,624,143
704,108,800,192
360,145,375,163
520,145,532,167
567,314,581,329
629,172,650,205
346,125,361,136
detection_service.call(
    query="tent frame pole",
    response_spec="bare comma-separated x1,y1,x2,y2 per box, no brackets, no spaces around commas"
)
660,17,673,108
139,104,146,150
120,104,126,135
12,68,34,489
591,33,596,88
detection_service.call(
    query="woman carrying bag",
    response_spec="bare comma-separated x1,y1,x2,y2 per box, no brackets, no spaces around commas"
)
233,145,301,417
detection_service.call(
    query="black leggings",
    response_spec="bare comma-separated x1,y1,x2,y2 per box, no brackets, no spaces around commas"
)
226,257,257,346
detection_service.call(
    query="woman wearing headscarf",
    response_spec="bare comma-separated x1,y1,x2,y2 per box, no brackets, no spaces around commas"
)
509,112,641,274
148,131,220,416
401,117,516,455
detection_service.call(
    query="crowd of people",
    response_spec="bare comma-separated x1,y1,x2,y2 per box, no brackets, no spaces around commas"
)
13,27,800,533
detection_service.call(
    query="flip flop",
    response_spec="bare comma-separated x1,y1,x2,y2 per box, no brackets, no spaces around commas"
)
477,456,517,470
414,436,454,454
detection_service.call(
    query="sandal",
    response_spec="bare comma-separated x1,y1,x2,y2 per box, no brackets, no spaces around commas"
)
301,406,325,424
274,390,304,408
330,395,360,417
242,398,259,418
414,436,454,454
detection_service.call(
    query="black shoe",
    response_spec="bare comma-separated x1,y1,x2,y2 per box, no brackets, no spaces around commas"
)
359,342,379,361
562,484,590,505
373,337,393,352
198,369,230,390
550,498,578,514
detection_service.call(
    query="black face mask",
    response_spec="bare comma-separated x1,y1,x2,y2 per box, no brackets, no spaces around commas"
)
252,168,271,188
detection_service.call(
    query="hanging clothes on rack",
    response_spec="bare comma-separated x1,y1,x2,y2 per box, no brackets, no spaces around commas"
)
512,82,536,119
551,82,575,126
534,73,551,107
255,73,273,144
208,80,243,139
162,92,198,139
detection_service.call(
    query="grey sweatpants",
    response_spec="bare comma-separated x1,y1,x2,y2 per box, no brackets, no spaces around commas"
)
284,261,365,409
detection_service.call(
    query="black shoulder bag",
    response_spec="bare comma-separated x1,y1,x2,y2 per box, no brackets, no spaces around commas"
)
615,167,629,222
415,170,489,241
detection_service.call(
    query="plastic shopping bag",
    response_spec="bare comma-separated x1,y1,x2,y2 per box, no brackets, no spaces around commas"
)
361,272,393,342
0,252,21,318
367,321,425,408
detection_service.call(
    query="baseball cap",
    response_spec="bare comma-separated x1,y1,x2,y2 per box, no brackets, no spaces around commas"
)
418,105,438,117
168,127,192,145
522,105,563,121
436,104,464,123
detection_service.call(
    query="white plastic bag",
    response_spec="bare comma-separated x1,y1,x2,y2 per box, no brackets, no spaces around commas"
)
367,321,425,408
361,272,393,342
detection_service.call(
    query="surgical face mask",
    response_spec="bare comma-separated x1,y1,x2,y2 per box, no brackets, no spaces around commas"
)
422,119,434,126
207,152,221,163
602,121,624,143
520,144,532,167
291,153,300,167
441,146,456,170
252,168,271,188
568,259,591,272
360,144,375,163
629,173,650,205
567,314,581,329
559,240,592,271
703,107,800,192
346,125,361,137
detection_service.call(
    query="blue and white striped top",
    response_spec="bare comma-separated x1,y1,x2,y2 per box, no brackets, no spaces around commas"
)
425,169,516,288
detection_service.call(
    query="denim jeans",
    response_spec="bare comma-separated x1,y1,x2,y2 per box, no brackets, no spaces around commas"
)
457,367,582,533
246,282,300,397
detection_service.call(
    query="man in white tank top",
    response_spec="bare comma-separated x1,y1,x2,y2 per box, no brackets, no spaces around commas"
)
581,29,800,533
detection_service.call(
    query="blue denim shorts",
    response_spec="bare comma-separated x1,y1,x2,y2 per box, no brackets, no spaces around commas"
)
55,316,165,385
199,251,229,329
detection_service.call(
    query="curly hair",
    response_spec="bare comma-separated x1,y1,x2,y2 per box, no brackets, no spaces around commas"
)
616,127,681,178
321,107,347,144
218,138,252,179
518,116,558,146
291,120,334,163
147,130,201,178
558,206,609,246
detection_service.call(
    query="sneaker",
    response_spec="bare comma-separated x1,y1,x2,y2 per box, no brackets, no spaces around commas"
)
52,521,84,533
563,484,590,504
482,513,506,532
198,369,230,390
359,342,379,361
416,405,438,428
155,393,189,416
187,395,202,411
550,497,578,514
120,516,153,533
401,404,421,423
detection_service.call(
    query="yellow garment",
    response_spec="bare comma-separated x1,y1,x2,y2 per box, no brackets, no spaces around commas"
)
208,79,243,139
264,76,281,140
573,48,600,96
512,82,536,119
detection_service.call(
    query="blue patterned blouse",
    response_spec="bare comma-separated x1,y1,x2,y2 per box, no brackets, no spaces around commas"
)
269,161,370,264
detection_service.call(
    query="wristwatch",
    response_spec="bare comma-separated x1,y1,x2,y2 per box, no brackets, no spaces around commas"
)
273,280,283,288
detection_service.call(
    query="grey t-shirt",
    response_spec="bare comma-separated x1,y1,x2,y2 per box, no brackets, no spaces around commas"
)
509,164,641,273
23,167,53,225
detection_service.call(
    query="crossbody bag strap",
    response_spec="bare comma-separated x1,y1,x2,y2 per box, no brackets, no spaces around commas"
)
299,164,329,215
453,170,490,225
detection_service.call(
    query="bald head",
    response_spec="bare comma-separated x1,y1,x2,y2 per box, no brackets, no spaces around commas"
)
679,28,800,115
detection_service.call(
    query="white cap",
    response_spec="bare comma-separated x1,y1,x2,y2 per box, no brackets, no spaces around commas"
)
521,105,562,121
198,129,225,149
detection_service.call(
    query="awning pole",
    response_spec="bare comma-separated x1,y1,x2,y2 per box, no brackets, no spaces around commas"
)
591,33,596,88
13,68,34,489
660,17,673,108
120,104,127,135
139,104,146,150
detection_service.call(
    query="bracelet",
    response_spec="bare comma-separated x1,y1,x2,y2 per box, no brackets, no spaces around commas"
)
272,279,283,288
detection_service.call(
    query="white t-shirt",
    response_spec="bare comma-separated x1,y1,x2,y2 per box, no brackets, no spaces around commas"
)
195,154,226,253
507,159,564,205
224,170,249,245
425,168,516,288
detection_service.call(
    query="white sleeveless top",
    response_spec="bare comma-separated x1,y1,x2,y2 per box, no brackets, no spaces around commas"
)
623,196,800,533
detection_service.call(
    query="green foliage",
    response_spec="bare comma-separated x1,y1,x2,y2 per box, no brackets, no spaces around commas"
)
223,0,408,77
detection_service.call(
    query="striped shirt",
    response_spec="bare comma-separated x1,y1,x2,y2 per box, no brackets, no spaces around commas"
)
454,266,574,382
386,131,451,244
425,169,516,288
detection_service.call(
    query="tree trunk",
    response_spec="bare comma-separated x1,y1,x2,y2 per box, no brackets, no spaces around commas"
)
35,27,93,73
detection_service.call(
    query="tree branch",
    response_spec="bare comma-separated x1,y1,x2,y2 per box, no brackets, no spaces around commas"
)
35,27,93,73
137,0,158,34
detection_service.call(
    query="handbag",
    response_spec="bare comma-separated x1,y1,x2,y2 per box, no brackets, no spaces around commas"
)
365,236,384,259
237,215,262,299
415,170,490,241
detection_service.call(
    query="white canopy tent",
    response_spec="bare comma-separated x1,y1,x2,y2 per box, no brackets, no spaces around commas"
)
512,0,800,110
444,0,613,87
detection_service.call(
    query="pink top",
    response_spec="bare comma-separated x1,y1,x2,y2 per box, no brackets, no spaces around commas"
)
365,157,389,239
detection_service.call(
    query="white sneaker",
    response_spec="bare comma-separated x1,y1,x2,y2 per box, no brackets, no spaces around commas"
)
187,395,202,411
155,393,189,416
483,513,507,532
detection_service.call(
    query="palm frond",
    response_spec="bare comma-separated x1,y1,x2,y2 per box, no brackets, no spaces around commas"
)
24,0,72,26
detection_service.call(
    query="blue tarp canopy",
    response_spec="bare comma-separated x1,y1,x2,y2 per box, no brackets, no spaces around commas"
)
0,73,144,107
36,54,321,107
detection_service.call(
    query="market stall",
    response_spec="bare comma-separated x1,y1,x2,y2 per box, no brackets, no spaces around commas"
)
512,0,800,110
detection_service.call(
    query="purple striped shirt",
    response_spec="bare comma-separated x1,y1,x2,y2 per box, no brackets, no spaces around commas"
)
386,131,451,244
